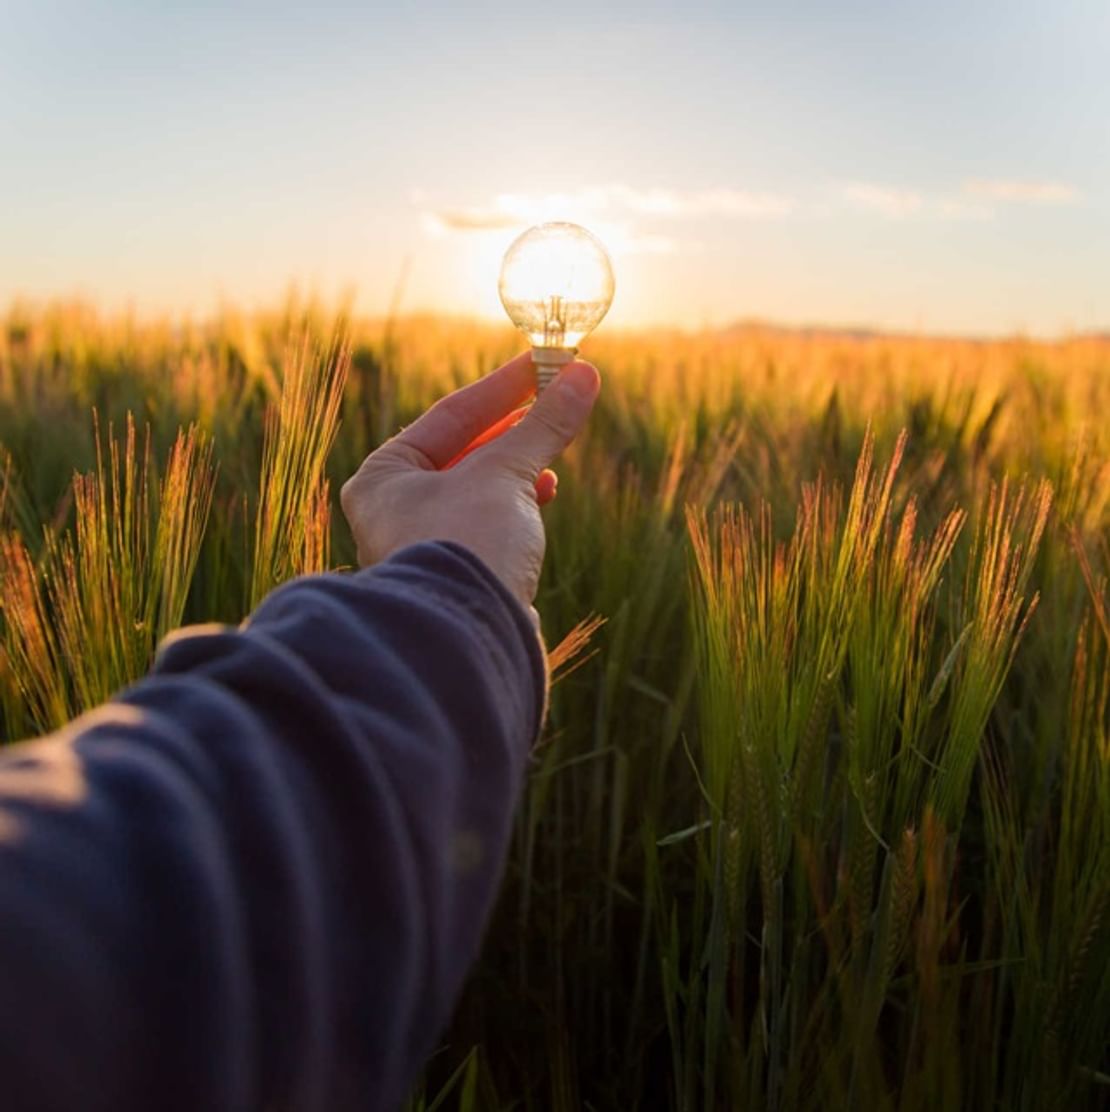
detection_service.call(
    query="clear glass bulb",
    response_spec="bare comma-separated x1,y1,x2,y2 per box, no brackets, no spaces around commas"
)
498,223,615,384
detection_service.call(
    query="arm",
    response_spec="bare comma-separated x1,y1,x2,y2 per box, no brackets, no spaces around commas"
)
0,542,544,1112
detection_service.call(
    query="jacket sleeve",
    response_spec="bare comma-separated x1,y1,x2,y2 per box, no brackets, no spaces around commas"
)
0,540,546,1112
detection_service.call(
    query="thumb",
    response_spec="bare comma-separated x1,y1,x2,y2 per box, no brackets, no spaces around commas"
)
494,361,600,477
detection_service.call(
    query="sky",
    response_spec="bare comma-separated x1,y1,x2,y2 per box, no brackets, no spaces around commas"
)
2,0,1109,336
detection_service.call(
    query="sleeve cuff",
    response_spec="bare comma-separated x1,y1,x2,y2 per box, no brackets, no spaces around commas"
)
357,541,550,745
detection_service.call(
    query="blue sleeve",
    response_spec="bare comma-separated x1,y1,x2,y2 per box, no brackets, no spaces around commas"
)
0,541,546,1112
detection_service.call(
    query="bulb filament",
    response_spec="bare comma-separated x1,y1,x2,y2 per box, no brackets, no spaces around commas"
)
543,295,566,347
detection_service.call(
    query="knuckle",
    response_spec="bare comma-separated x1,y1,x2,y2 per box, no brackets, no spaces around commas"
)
474,441,522,472
339,476,357,513
529,404,574,442
388,439,436,471
434,398,471,442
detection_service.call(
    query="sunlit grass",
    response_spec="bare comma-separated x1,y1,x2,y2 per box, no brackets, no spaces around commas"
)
251,333,349,606
0,416,216,734
0,300,1107,1108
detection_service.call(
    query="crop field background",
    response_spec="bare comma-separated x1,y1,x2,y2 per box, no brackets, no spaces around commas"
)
0,301,1108,1110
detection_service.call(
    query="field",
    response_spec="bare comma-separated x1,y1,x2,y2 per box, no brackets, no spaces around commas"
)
1,301,1108,1110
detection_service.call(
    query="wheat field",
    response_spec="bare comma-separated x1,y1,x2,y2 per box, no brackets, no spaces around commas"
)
1,301,1108,1110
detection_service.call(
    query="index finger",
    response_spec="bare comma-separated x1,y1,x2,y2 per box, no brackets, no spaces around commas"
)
393,351,536,470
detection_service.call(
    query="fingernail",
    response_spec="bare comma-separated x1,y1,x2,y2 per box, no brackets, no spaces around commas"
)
556,363,599,400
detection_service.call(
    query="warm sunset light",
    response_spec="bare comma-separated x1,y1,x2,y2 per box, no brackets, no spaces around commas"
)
1,5,1109,1110
2,2,1107,336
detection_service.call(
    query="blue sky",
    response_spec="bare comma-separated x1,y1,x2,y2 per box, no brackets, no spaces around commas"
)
2,0,1108,334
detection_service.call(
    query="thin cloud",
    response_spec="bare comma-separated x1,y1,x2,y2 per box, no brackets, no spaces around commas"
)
841,183,1001,221
842,183,924,219
621,232,683,255
964,180,1080,204
602,185,794,219
937,198,995,222
419,182,794,237
423,207,521,232
690,188,794,218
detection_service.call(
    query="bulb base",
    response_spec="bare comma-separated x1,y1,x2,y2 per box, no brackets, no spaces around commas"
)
532,346,577,393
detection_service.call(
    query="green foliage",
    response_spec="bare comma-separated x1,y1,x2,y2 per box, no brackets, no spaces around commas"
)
0,417,217,733
0,302,1108,1109
683,439,1098,1109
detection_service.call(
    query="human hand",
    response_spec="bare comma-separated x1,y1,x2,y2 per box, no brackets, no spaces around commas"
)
340,352,601,613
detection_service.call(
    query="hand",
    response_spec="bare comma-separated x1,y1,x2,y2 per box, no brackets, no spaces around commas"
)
340,352,601,612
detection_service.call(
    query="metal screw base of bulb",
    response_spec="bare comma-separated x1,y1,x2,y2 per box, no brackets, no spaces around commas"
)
532,346,577,394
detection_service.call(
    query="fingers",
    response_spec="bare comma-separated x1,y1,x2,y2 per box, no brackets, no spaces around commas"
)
392,351,536,470
443,405,529,469
492,361,600,479
535,468,558,506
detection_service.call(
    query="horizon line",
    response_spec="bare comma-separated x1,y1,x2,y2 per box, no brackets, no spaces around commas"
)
2,295,1108,348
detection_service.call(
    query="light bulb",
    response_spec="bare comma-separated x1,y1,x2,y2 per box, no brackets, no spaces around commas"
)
498,222,615,391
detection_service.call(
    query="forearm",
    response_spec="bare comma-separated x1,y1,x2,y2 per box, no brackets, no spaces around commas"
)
0,541,545,1112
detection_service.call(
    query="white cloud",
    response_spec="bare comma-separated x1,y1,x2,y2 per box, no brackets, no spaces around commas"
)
937,198,995,222
964,179,1080,204
841,183,924,219
421,177,1076,240
839,183,1017,221
620,232,683,255
422,207,521,232
418,182,794,239
601,185,794,219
